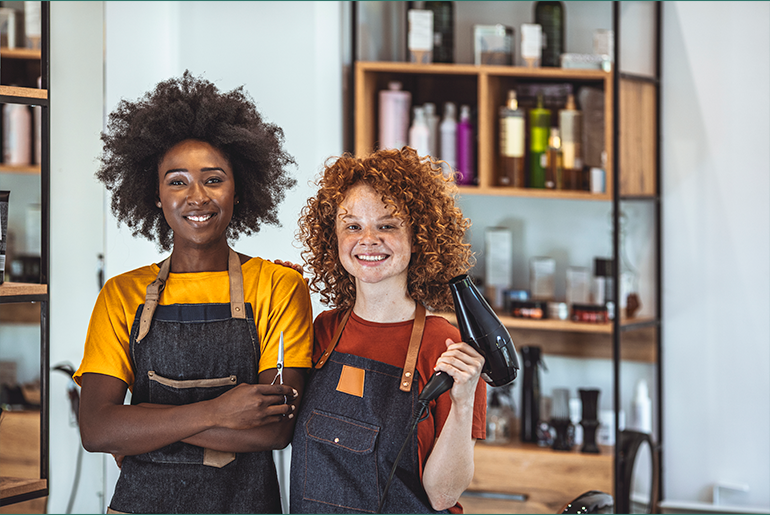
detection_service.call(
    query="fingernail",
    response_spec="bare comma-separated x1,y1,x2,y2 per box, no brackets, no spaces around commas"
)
292,389,298,398
291,404,296,411
288,413,294,419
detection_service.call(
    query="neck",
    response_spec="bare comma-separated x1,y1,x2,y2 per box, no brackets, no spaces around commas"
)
169,243,231,273
353,281,416,323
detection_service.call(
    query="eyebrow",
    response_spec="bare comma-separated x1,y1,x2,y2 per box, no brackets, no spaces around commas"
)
163,167,227,177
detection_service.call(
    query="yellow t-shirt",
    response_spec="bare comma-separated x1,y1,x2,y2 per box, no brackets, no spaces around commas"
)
74,257,313,389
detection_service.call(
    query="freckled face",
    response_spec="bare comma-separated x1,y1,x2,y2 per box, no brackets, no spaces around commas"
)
157,139,236,252
335,182,414,289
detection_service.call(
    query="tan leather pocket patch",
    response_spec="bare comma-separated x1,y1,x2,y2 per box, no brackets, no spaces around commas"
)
203,448,236,468
336,365,365,397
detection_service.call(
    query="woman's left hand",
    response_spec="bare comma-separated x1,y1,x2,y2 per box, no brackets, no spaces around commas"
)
433,339,484,408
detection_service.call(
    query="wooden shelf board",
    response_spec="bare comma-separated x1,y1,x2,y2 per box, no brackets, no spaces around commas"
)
0,86,47,100
0,283,47,298
458,185,611,201
0,164,40,175
434,312,657,362
0,302,40,323
356,61,610,81
0,478,46,502
0,48,41,60
464,440,613,514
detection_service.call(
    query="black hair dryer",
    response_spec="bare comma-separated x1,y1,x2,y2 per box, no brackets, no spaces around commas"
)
419,274,520,403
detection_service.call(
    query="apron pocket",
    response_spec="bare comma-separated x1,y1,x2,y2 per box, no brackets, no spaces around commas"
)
137,371,239,467
147,370,237,405
302,409,380,512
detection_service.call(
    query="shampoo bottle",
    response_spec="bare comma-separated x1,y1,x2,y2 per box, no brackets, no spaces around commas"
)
3,104,32,166
545,127,563,189
379,81,411,150
456,104,475,185
423,102,439,157
408,106,431,157
498,89,526,187
529,93,551,188
559,93,583,190
631,379,652,434
439,102,457,176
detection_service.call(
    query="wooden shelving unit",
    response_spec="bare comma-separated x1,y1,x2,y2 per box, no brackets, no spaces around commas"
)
352,3,662,511
0,2,50,508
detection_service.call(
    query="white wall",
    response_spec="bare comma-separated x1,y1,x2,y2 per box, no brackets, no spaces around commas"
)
49,3,107,513
662,1,770,509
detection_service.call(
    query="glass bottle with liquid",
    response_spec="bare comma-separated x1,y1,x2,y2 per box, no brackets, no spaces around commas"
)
545,127,563,189
534,1,565,67
498,89,526,187
528,93,551,188
559,93,583,190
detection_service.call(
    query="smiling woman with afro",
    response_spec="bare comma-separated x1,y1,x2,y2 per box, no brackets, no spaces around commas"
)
75,71,313,514
98,70,296,250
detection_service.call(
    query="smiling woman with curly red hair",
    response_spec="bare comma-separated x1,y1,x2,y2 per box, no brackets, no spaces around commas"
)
290,147,487,514
299,147,474,312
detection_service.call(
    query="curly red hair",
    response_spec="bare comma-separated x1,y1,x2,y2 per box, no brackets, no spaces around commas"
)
299,147,474,312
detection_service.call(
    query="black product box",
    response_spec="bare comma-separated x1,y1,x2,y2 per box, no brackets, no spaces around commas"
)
510,299,548,320
571,303,609,323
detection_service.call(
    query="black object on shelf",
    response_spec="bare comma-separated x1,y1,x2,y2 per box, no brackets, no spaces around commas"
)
425,1,454,63
579,388,601,453
534,1,565,67
520,345,545,443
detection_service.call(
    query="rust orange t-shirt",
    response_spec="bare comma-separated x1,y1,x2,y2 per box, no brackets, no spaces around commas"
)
312,309,487,513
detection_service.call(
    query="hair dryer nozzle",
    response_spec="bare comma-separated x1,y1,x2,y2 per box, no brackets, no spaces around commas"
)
449,274,520,387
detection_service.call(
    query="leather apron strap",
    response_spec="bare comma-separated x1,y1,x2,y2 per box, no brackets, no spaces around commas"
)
315,303,426,392
135,248,245,342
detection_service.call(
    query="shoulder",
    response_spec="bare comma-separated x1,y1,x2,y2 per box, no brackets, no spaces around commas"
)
243,257,307,289
314,309,345,331
101,264,157,299
425,314,461,341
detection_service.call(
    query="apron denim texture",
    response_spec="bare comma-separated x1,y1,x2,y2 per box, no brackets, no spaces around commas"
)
290,311,447,514
109,251,281,514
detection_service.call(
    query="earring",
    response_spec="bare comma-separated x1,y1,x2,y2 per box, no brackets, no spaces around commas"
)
156,201,162,208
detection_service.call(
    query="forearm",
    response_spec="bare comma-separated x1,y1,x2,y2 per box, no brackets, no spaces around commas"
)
182,413,296,452
80,400,216,456
422,403,477,511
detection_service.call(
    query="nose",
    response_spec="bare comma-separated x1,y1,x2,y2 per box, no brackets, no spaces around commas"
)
359,226,379,246
187,181,211,205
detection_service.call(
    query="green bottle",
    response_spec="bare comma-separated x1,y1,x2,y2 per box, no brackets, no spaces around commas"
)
529,93,551,188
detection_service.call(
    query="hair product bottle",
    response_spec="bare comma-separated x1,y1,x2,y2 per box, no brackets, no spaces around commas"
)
534,1,565,67
559,93,583,190
528,93,551,188
498,89,526,187
521,346,545,443
439,102,457,176
545,127,563,189
3,104,32,165
379,81,411,150
409,106,430,157
423,102,439,157
424,1,454,63
456,104,475,185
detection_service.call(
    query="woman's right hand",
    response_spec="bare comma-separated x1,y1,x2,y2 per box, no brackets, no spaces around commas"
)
207,382,298,430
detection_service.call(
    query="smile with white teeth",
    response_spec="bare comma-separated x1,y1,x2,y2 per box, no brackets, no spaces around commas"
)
185,214,214,222
357,254,387,262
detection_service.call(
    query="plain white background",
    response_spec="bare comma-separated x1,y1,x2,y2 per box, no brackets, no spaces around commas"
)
34,1,770,512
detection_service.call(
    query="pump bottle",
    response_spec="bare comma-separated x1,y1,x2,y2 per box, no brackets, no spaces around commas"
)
409,106,430,157
439,102,457,176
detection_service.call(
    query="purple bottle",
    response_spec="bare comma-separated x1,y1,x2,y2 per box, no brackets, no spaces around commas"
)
456,105,475,185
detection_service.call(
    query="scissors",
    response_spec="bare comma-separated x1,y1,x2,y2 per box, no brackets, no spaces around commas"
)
271,332,287,404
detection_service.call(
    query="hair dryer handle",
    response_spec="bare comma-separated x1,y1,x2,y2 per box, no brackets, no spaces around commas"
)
418,371,454,403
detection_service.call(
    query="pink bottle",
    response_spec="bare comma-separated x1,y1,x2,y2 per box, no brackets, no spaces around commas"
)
456,105,475,185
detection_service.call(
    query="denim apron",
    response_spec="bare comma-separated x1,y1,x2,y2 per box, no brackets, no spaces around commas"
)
109,249,282,514
290,304,447,514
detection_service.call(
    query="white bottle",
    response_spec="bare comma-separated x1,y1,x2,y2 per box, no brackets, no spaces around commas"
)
3,104,32,166
630,379,652,434
423,102,439,157
408,106,430,157
439,102,457,175
379,81,411,150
